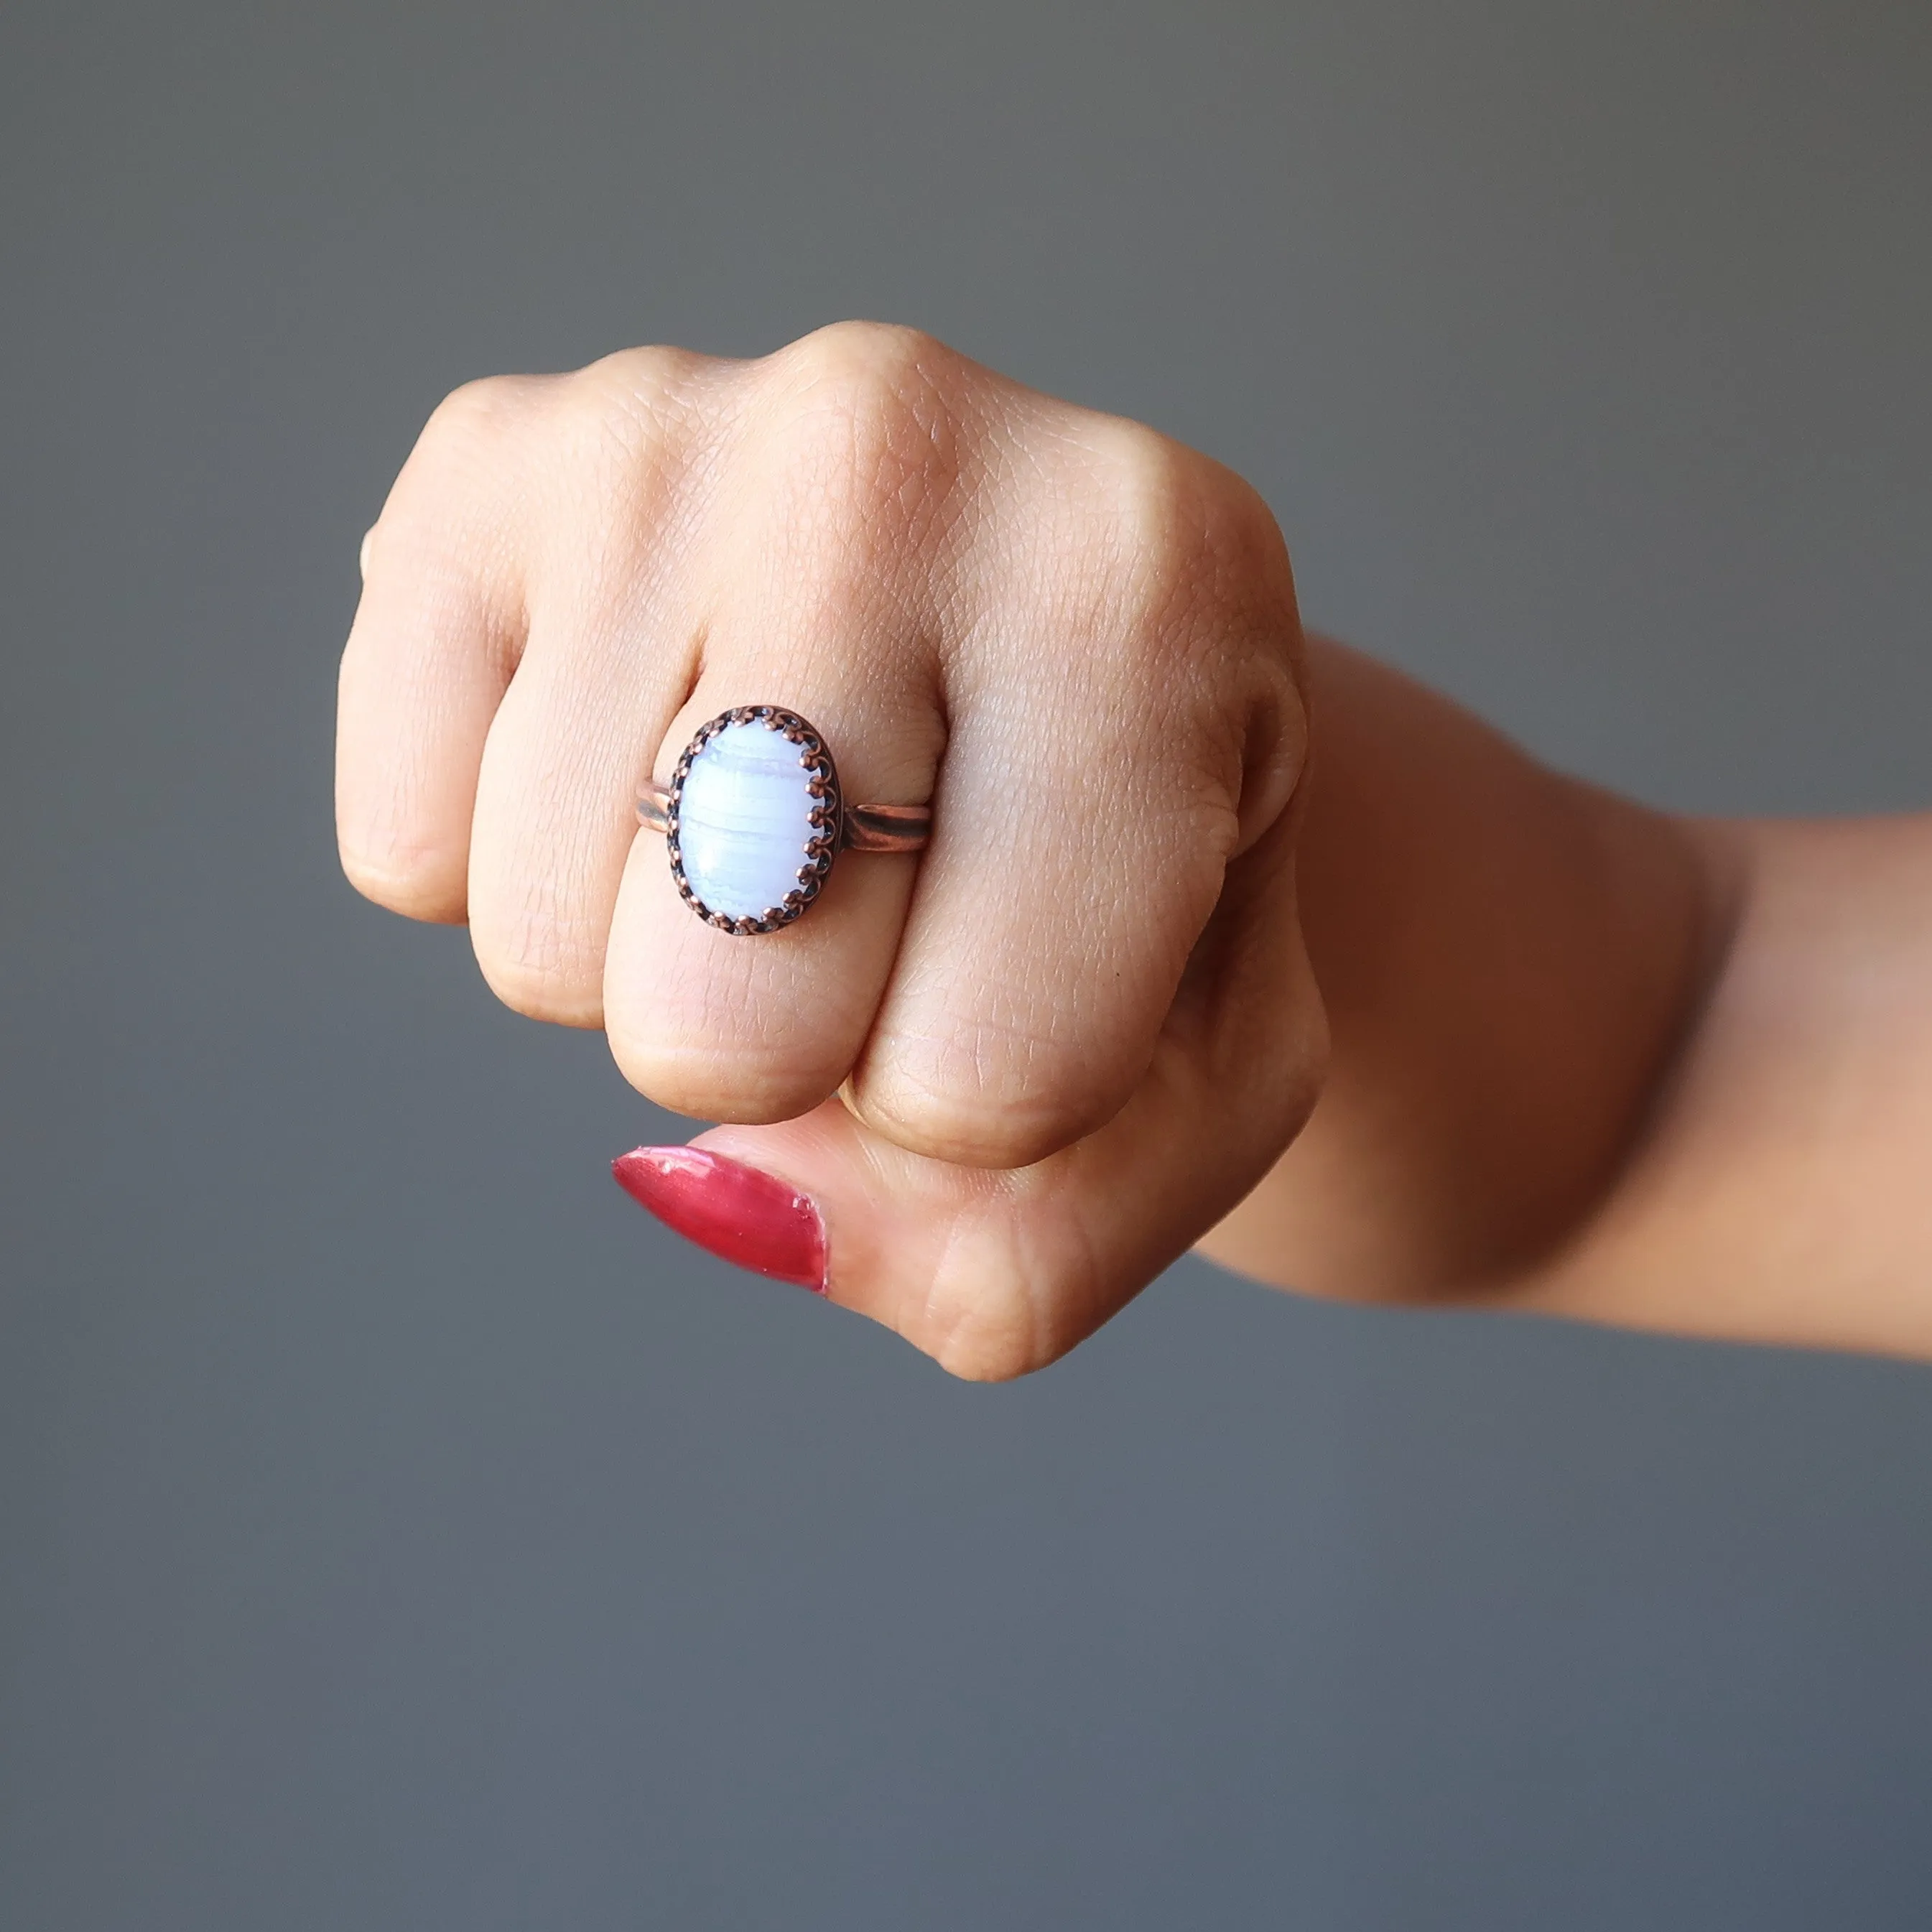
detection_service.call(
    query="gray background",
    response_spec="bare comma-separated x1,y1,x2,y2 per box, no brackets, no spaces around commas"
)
3,1,1929,1925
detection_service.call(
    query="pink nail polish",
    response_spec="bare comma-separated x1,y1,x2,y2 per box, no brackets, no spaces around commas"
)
611,1146,827,1292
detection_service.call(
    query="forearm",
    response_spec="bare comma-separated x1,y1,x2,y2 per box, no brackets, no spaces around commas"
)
1521,815,1932,1357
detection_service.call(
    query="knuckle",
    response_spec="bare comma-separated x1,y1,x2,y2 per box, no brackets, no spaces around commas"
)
1083,417,1192,545
1034,418,1217,697
1207,460,1294,580
780,318,951,400
1046,423,1297,809
859,1030,1117,1171
338,843,467,925
604,940,872,1126
762,321,962,521
520,348,730,554
930,1301,1051,1383
1069,422,1287,657
605,1036,837,1126
584,340,711,398
605,992,851,1123
414,353,718,550
880,1105,1051,1171
380,373,559,557
470,897,607,1028
552,343,713,455
422,371,549,454
924,1251,1051,1384
919,1209,1090,1383
475,951,604,1028
1105,435,1211,628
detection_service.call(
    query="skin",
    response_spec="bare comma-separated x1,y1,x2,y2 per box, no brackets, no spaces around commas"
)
338,321,1932,1379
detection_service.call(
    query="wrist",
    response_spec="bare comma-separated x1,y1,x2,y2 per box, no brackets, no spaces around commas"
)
1200,637,1719,1302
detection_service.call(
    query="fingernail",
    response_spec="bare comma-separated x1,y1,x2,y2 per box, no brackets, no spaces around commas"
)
611,1146,827,1292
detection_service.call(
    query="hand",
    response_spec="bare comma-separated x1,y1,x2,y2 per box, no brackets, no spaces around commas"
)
338,322,1327,1378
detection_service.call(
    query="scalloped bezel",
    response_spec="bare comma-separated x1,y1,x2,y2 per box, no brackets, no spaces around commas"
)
663,706,845,935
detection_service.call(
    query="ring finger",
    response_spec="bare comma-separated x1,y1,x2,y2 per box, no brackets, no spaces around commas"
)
601,428,947,1123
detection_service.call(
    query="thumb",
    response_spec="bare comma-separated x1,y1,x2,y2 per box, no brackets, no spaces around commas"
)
613,822,1327,1380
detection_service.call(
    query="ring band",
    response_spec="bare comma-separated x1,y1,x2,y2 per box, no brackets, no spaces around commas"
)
636,705,931,934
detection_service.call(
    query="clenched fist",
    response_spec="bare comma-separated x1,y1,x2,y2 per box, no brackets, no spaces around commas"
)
338,322,1329,1378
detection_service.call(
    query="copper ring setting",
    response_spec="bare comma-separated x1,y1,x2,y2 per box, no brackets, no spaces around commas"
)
636,706,931,934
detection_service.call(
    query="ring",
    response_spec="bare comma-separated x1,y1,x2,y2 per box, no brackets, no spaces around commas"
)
636,705,931,934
